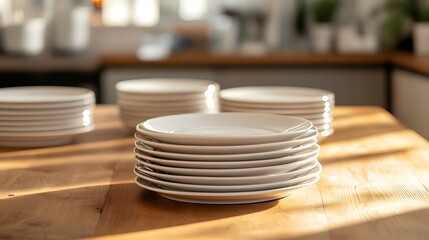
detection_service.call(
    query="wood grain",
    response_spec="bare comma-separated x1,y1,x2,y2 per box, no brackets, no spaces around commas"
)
1,106,429,239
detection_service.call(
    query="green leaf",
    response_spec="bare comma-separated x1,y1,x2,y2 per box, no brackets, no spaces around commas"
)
311,0,340,23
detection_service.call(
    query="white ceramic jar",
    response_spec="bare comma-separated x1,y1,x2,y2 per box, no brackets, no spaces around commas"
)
3,18,46,56
52,1,91,54
311,24,333,54
414,23,429,56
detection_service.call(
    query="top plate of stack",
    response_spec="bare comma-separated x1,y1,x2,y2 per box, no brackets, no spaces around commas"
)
116,79,220,128
133,112,322,204
220,86,335,137
0,86,96,148
136,112,313,145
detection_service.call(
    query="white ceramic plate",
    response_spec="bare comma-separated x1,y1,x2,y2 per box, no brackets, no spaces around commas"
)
119,103,210,113
134,167,320,192
135,162,320,185
0,120,91,131
220,104,330,115
134,127,318,154
136,157,318,177
135,146,319,169
118,98,217,108
137,113,313,145
135,139,317,161
135,175,319,204
220,86,334,104
120,107,209,117
0,98,95,109
121,108,213,119
0,125,95,148
0,105,94,116
220,98,334,109
0,86,95,104
219,110,332,121
0,124,95,137
116,79,219,94
0,111,91,121
118,92,217,102
0,117,89,127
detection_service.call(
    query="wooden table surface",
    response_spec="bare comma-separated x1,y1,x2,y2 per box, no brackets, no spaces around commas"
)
1,105,429,240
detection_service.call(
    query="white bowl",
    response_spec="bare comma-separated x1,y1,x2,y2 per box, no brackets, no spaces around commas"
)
118,98,217,108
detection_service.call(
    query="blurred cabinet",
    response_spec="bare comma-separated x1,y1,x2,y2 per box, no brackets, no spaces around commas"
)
393,69,429,140
215,67,386,106
101,66,386,106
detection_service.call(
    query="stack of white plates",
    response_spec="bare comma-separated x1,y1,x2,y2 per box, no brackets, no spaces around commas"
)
133,112,321,204
0,86,95,148
116,79,220,129
220,86,335,137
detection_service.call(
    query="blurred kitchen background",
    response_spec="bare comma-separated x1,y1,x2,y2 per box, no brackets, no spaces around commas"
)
1,0,429,138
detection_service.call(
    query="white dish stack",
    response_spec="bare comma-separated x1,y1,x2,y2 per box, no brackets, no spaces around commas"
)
116,79,220,129
220,86,335,137
133,112,321,204
0,86,95,148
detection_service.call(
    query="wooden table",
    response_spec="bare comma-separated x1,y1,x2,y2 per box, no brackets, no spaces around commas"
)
1,105,429,240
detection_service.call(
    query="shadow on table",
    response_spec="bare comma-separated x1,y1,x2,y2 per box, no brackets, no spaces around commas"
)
84,182,429,240
0,181,279,239
93,181,279,236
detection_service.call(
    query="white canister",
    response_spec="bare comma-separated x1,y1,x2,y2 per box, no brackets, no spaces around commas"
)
311,24,333,54
52,6,91,53
414,23,429,56
336,25,360,53
3,18,46,56
209,14,240,54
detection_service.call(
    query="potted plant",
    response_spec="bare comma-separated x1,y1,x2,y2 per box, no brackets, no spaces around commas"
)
310,0,340,53
413,0,429,55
